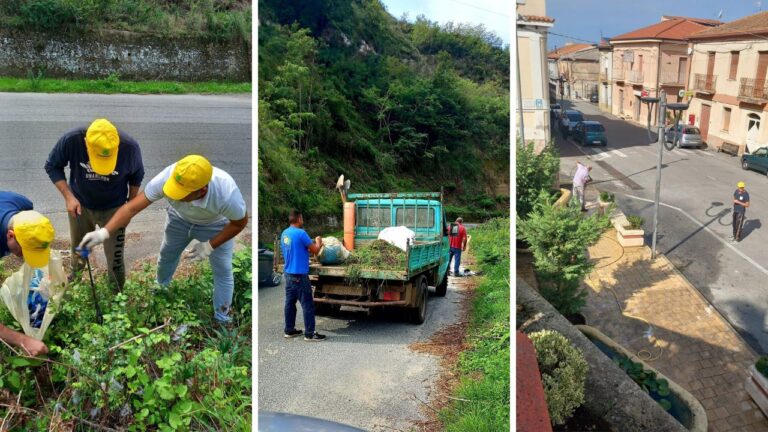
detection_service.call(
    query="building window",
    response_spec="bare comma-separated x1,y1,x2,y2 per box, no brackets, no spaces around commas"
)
638,55,643,72
730,52,739,80
723,107,731,132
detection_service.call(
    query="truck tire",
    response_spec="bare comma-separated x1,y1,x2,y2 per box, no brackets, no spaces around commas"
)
435,272,448,297
409,275,428,324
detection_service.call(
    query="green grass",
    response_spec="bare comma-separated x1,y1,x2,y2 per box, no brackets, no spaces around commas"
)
0,76,251,94
441,218,510,431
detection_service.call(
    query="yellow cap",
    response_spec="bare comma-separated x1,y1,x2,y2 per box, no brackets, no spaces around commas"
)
12,211,55,269
738,181,746,188
163,155,213,201
85,119,120,176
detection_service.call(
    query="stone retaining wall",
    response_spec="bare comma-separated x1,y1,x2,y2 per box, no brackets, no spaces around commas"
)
0,30,250,82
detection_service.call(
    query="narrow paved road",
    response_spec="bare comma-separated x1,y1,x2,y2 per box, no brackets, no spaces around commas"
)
258,268,470,431
557,98,768,354
0,92,252,264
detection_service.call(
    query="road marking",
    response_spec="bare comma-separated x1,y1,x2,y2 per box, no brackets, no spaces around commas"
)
610,149,628,158
624,193,768,278
672,149,685,157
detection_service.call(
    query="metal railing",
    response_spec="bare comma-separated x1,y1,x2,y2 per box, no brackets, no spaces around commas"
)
739,77,768,101
660,72,685,85
628,70,644,83
613,68,625,80
693,73,716,93
599,72,609,82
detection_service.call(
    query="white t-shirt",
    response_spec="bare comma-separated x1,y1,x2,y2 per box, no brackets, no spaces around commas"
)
144,164,247,225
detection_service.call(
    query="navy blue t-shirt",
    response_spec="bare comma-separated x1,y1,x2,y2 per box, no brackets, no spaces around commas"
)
281,226,313,275
734,189,750,214
44,127,145,210
0,191,34,258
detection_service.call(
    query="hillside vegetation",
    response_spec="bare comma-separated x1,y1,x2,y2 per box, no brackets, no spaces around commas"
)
258,0,509,226
0,0,251,42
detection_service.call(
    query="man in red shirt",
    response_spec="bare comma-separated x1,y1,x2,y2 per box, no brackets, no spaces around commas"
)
449,217,468,276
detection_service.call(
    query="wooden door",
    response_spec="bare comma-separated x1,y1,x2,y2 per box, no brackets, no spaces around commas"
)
700,104,711,141
678,58,688,84
756,52,768,97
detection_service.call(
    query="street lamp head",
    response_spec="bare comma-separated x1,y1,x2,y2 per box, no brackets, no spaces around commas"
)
666,103,689,112
641,97,660,104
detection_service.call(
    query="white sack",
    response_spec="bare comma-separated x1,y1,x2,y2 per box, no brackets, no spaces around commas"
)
377,226,415,252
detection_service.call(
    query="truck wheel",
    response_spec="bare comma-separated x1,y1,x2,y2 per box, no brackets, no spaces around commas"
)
409,276,428,324
435,272,448,297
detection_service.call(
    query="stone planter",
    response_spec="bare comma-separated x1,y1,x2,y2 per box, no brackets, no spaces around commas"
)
517,331,553,432
577,325,708,432
612,213,645,248
745,365,768,418
553,188,571,208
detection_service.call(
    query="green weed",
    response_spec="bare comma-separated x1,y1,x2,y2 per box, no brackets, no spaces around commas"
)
0,76,251,94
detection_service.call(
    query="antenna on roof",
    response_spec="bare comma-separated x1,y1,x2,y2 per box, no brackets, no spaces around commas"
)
717,9,723,19
757,1,763,12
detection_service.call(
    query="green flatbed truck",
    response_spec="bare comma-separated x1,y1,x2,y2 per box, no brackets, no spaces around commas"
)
301,192,451,324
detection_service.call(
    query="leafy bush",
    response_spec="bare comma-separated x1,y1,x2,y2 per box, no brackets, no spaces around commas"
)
625,215,644,230
0,246,252,430
516,139,559,221
519,191,611,315
599,191,615,202
757,356,768,379
529,330,588,426
614,355,671,411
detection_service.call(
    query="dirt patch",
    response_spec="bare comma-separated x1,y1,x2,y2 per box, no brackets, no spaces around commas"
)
408,253,478,432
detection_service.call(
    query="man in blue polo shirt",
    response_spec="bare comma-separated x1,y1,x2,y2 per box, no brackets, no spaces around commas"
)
45,119,144,290
0,190,53,356
281,210,326,341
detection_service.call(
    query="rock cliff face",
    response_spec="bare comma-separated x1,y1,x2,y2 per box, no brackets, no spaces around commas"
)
0,30,250,81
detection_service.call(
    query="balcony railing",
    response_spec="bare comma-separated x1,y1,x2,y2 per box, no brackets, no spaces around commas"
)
599,72,609,82
738,77,768,101
627,70,644,83
613,69,625,81
693,73,716,93
660,72,686,86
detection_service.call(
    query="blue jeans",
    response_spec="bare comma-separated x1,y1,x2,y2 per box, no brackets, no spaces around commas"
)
157,210,234,323
449,247,462,274
284,273,315,336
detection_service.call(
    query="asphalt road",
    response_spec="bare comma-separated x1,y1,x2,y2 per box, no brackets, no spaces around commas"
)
557,98,768,354
0,92,252,264
258,270,469,431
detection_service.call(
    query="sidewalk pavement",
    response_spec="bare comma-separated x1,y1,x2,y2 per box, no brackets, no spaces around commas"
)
583,229,768,432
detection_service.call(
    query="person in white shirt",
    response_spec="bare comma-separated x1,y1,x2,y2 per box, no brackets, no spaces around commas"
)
572,161,592,212
79,155,248,324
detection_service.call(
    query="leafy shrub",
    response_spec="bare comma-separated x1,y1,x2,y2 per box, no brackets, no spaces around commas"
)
625,215,644,230
529,330,588,426
757,356,768,379
0,246,252,430
516,139,559,221
599,191,615,202
519,191,611,315
614,355,672,411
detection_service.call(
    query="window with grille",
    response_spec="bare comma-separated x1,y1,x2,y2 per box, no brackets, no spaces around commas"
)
396,207,435,228
357,207,391,227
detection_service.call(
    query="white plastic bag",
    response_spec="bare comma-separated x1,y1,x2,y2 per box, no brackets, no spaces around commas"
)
0,250,67,340
377,226,415,252
317,237,350,265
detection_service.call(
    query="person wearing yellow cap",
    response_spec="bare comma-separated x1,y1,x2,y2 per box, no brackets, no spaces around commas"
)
45,118,145,290
0,192,53,356
79,155,248,324
732,181,750,243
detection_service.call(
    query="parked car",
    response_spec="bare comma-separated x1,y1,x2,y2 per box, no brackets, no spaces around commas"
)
572,121,607,146
665,124,703,148
741,146,768,175
560,109,584,137
590,94,598,103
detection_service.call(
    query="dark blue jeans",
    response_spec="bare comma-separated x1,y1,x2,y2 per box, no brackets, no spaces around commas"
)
449,247,462,274
284,273,315,336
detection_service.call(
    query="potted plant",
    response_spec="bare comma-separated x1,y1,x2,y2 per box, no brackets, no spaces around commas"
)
745,356,768,417
613,213,645,247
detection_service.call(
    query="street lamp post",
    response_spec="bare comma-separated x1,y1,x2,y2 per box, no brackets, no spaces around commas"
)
641,90,689,259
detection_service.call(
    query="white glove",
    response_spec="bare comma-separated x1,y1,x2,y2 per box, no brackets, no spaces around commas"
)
188,241,214,261
79,225,110,249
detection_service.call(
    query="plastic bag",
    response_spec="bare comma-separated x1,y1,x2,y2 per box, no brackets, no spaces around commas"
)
377,226,415,252
317,237,350,265
0,250,67,340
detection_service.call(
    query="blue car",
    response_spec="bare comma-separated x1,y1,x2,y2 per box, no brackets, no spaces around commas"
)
572,121,607,146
